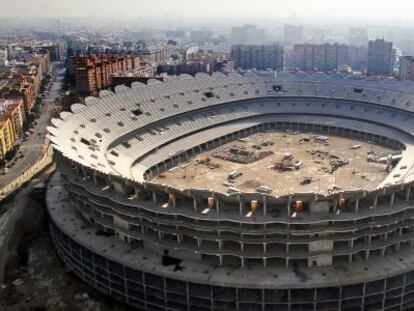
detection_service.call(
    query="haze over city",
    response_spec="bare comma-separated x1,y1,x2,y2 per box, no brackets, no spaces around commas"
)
1,0,414,24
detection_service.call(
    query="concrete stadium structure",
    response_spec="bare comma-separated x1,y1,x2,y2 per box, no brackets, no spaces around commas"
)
47,71,414,310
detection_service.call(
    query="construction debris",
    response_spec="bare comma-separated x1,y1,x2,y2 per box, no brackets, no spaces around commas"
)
261,140,274,146
213,144,273,164
227,187,241,194
328,156,349,173
313,135,330,145
256,185,272,194
300,176,313,185
228,170,242,180
299,137,310,144
273,153,304,172
195,157,220,169
307,149,349,173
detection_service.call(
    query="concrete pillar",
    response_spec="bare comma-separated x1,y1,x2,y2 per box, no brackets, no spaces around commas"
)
287,195,292,215
263,195,267,216
365,250,369,261
263,258,267,268
406,188,411,202
348,254,352,264
152,192,157,204
193,198,198,212
240,242,244,253
81,166,87,178
355,199,359,212
373,196,378,209
390,192,395,206
219,256,223,266
172,196,176,208
238,194,243,216
216,200,220,214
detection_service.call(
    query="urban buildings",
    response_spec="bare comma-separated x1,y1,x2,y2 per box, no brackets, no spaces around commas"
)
399,56,414,81
165,30,186,39
190,30,214,43
0,98,25,140
368,39,394,75
283,25,304,45
0,69,39,114
0,62,45,161
293,43,347,72
67,54,142,94
136,44,173,63
27,53,51,75
231,44,284,71
0,118,15,158
158,50,234,76
230,25,266,44
47,72,414,310
346,46,368,72
44,45,62,62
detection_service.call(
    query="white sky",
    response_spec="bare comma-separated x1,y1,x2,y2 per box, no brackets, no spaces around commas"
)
1,0,413,22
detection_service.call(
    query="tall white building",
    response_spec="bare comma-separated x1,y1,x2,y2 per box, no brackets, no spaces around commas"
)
368,39,394,75
293,43,347,72
230,25,266,45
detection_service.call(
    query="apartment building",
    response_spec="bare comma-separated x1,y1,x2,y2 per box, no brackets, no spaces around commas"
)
68,54,141,94
293,43,347,72
399,56,414,81
231,45,284,71
367,39,394,75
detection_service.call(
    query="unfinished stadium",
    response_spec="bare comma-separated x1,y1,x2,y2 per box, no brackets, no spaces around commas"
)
47,71,414,310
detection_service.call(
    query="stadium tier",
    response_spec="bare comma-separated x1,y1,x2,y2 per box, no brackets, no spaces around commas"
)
47,71,414,310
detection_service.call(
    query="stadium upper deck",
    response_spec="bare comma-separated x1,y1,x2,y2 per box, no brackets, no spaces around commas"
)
48,71,414,189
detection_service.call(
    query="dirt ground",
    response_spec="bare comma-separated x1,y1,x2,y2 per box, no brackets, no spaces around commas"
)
152,131,394,195
0,191,133,311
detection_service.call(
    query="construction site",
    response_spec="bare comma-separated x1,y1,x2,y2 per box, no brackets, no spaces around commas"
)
151,130,398,195
45,72,414,310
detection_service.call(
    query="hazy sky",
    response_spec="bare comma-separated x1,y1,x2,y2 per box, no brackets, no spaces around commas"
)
2,0,414,23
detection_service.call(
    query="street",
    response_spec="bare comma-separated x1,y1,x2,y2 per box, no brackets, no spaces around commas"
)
0,65,64,189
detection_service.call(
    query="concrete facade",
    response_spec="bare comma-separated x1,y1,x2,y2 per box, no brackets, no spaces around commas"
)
47,72,414,310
